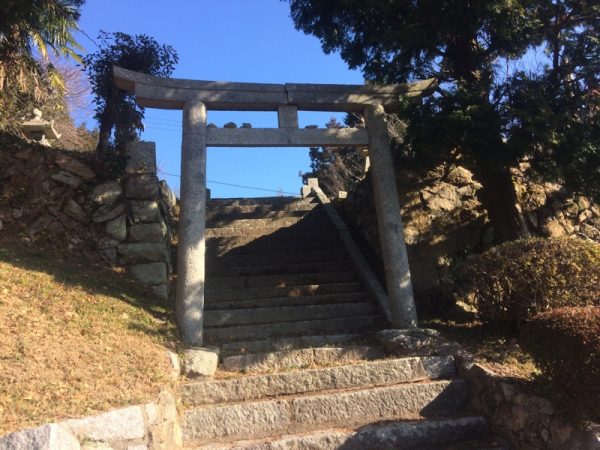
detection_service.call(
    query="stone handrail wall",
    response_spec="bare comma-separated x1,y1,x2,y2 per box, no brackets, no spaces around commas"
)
306,179,393,323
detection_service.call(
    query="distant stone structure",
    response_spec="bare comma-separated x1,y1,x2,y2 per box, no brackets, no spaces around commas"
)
114,66,438,345
20,108,61,147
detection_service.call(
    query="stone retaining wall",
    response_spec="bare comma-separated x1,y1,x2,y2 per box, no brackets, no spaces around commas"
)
459,362,600,450
0,139,177,300
0,391,181,450
377,328,600,450
117,142,175,300
338,163,600,305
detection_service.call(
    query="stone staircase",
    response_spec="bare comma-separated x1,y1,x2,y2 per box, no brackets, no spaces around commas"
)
179,196,507,449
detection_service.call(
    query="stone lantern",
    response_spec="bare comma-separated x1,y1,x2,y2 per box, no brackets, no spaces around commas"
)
20,108,61,147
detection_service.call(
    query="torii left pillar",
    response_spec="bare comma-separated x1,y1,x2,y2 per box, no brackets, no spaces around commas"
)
176,99,207,345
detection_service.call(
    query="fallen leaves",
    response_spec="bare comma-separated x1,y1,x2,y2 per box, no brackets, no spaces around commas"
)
0,245,176,436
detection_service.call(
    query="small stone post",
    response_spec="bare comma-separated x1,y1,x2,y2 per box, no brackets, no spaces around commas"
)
176,100,207,345
364,104,418,328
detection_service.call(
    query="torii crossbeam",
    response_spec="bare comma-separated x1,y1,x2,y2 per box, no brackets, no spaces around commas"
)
114,66,437,345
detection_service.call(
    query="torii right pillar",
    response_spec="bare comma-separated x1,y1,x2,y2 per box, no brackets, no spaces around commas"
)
364,104,418,328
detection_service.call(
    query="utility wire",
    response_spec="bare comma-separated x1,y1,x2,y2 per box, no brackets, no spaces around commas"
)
144,116,182,124
207,180,297,196
143,125,180,133
159,172,298,196
76,27,100,50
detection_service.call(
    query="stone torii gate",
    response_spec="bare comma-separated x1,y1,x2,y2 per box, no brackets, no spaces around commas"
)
114,66,437,345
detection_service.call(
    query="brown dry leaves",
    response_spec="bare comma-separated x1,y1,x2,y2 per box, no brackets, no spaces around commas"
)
0,246,175,436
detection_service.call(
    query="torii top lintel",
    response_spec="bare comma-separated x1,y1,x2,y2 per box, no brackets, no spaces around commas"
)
113,66,437,113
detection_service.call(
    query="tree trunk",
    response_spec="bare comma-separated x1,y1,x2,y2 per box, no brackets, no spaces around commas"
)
95,88,120,157
475,161,530,243
96,113,113,156
447,32,530,244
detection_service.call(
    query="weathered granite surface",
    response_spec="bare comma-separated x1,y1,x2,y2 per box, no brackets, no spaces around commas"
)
0,391,181,450
459,361,600,450
182,347,219,379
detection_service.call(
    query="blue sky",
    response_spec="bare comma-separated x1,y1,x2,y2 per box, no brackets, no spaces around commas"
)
75,1,363,197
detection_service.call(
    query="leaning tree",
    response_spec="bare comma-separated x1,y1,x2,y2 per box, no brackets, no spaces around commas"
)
287,0,600,242
84,31,178,158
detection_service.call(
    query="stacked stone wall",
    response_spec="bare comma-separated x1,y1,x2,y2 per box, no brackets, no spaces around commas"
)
338,163,600,303
0,138,177,300
460,363,600,450
118,142,175,300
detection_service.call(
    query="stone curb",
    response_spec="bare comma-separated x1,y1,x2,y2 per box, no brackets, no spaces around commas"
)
0,391,181,450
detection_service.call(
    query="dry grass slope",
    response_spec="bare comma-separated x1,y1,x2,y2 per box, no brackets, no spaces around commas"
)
0,245,176,436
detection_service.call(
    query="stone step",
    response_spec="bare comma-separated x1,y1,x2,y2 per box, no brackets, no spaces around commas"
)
190,416,489,449
204,315,382,344
205,302,375,327
444,437,512,450
220,345,385,374
206,236,342,254
206,226,337,238
207,260,354,277
219,333,367,356
207,196,315,207
206,270,357,289
206,205,316,221
204,292,368,311
206,210,329,230
182,379,470,444
206,249,347,267
205,282,364,302
181,356,455,406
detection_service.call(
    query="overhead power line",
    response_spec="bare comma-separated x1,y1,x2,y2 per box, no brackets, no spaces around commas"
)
159,172,298,196
144,115,182,124
76,27,100,50
207,180,298,196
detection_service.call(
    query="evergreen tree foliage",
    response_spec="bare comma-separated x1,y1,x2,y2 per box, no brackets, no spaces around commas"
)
287,0,599,242
503,2,600,199
83,31,178,160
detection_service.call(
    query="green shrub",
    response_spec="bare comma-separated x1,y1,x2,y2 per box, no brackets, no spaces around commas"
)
520,306,600,420
468,237,600,329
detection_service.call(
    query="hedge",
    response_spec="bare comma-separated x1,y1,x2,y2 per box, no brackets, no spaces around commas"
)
467,237,600,329
520,306,600,420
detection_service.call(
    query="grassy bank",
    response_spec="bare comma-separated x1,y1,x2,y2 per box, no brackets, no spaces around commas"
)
0,245,176,436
